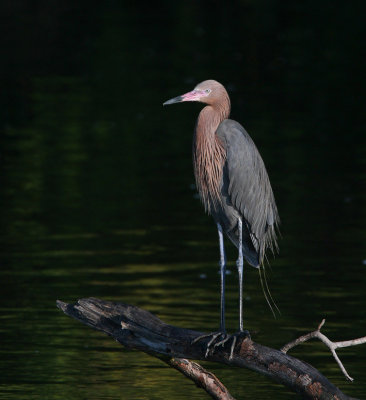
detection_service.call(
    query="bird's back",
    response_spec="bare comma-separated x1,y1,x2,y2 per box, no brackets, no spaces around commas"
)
213,119,279,267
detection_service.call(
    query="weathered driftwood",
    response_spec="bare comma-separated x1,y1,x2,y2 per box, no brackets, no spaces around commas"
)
56,298,357,400
281,319,366,382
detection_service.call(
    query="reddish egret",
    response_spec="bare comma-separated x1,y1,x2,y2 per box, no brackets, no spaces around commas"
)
163,80,279,354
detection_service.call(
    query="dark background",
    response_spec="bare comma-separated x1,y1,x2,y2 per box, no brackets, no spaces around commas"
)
1,1,365,399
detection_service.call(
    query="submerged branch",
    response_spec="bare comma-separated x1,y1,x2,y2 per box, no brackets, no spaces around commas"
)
57,298,359,400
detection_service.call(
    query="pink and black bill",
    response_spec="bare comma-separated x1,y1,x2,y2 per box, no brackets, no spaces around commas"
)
163,89,205,106
163,95,184,105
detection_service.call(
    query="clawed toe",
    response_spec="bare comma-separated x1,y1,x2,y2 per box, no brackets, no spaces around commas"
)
192,331,227,357
225,330,251,359
192,330,251,359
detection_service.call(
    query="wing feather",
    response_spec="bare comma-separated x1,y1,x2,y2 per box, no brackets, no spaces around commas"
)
216,119,279,262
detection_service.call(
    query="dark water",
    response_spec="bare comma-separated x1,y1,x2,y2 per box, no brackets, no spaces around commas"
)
1,2,366,399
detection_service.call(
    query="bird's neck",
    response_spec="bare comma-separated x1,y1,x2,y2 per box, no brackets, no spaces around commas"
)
196,101,230,138
193,103,230,213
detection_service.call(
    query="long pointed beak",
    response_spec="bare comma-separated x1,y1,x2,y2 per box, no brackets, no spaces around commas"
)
163,95,183,106
163,89,203,106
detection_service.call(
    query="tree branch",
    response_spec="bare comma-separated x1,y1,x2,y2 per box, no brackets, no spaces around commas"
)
56,298,359,400
165,358,236,400
281,319,366,382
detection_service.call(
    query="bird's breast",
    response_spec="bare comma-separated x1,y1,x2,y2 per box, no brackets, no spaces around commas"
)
193,134,226,214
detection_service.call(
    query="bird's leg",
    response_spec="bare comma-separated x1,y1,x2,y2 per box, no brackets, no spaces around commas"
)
191,223,227,355
237,217,244,332
214,218,249,357
210,217,250,358
217,222,227,333
192,221,250,359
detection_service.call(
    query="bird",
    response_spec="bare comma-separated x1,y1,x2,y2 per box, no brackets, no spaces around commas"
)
163,80,279,354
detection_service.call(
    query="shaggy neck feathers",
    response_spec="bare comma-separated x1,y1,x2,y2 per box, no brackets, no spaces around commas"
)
193,91,230,213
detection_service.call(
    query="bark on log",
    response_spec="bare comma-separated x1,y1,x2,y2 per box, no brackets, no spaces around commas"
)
56,298,357,400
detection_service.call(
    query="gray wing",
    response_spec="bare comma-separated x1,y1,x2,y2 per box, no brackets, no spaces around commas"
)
216,119,279,262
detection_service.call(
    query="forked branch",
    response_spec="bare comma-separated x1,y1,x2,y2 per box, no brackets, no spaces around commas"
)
281,319,366,382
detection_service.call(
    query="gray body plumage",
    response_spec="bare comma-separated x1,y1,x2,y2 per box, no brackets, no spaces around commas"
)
211,119,279,268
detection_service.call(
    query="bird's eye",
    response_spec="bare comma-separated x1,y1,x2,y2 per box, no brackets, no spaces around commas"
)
205,89,211,94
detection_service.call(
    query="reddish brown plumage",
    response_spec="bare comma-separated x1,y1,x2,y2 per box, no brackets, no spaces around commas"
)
192,81,230,213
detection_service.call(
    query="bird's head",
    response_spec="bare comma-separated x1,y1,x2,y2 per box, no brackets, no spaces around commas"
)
163,80,227,107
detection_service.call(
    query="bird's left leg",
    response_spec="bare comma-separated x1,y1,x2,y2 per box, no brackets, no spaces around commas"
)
236,218,250,339
237,217,244,332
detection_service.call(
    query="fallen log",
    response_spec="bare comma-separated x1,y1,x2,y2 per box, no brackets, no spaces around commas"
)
56,298,358,400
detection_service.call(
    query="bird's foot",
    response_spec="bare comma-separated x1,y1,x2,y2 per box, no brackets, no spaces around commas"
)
192,330,251,359
192,331,226,357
